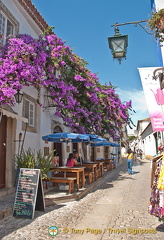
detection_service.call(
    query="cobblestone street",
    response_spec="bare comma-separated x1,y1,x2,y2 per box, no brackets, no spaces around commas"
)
0,158,164,240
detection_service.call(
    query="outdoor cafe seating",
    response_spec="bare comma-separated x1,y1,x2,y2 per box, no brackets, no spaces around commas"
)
42,157,117,195
95,159,113,171
42,132,119,195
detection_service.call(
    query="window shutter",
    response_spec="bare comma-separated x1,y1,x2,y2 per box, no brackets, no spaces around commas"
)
6,19,13,36
29,103,34,126
25,100,29,119
0,13,5,44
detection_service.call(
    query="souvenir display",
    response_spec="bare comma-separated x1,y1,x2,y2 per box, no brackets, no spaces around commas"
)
149,156,164,221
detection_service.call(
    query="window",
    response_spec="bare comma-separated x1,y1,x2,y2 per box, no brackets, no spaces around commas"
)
0,12,14,44
24,99,35,127
22,93,38,133
0,1,19,45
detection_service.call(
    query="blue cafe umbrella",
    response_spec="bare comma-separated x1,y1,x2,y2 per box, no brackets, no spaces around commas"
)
91,141,114,147
112,143,120,147
84,134,107,142
42,132,90,143
91,136,107,142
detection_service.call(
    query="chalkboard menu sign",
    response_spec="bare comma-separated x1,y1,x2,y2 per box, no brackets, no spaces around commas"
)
13,168,45,219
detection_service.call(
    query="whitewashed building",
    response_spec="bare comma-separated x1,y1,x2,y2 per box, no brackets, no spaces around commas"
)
136,119,157,157
0,0,77,197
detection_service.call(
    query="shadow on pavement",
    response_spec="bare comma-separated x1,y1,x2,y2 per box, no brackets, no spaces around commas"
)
156,223,164,232
0,203,66,238
132,171,140,175
133,159,147,166
0,157,149,238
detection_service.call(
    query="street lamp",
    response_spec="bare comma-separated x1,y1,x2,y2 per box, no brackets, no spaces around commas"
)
14,89,23,104
108,27,128,64
108,20,149,64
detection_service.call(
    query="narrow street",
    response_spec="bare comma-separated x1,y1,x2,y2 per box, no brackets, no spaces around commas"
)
0,158,164,240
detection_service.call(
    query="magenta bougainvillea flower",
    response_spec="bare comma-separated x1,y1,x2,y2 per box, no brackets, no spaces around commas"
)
0,28,133,138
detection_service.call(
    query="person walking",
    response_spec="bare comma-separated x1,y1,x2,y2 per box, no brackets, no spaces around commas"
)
127,149,133,175
139,149,143,159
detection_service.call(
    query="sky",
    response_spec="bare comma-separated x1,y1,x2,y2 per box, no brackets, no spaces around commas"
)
31,0,159,133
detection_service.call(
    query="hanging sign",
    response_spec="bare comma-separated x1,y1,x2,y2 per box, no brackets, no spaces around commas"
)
138,67,164,132
13,168,45,219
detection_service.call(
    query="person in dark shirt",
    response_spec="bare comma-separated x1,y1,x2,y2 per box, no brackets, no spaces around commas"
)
73,151,83,164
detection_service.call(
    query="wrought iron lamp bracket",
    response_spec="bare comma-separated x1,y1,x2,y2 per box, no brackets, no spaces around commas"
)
111,20,153,35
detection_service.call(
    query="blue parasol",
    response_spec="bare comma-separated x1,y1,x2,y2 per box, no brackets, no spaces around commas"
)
112,143,120,147
84,134,107,142
91,141,119,147
42,132,90,143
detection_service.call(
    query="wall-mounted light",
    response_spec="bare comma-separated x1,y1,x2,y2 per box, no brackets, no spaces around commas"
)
14,89,23,104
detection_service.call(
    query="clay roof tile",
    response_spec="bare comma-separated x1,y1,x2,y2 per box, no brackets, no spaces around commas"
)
18,0,49,32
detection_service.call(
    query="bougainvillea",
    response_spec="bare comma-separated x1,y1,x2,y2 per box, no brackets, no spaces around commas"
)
0,28,133,139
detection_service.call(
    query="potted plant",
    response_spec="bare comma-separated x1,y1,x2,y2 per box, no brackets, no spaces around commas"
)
148,9,164,42
36,149,54,180
14,148,54,181
14,148,36,169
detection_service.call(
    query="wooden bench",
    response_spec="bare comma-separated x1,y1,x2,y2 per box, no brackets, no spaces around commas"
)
112,161,116,169
96,168,101,179
103,163,110,171
53,172,83,189
84,170,94,184
43,177,76,194
53,172,93,186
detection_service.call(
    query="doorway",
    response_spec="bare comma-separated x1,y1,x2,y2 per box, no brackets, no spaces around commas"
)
72,143,78,153
104,146,108,159
53,126,63,166
0,115,7,189
91,147,95,161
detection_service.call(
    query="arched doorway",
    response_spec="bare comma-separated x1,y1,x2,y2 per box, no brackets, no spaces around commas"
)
53,126,63,166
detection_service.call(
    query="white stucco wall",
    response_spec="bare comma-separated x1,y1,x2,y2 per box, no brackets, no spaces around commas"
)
2,0,42,37
1,1,54,156
142,134,156,156
142,125,156,156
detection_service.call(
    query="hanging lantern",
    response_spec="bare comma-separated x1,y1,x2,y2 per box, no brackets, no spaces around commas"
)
108,27,128,64
14,89,23,104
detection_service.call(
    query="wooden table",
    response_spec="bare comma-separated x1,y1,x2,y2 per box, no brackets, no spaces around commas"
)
96,162,104,176
80,163,98,180
84,161,104,177
83,162,104,177
50,167,85,191
96,159,113,171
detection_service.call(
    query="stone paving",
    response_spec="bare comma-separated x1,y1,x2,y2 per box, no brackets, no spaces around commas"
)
0,157,164,240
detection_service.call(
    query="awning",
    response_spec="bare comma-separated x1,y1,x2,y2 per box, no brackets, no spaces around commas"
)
0,108,28,123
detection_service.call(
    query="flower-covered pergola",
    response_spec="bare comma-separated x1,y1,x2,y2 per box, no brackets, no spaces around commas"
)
0,28,133,139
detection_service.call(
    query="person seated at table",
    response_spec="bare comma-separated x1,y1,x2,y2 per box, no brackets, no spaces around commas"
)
66,153,78,167
73,151,83,164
